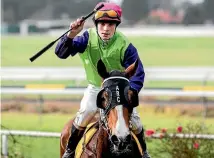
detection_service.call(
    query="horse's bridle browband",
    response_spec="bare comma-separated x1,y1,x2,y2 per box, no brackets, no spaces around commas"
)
103,76,129,84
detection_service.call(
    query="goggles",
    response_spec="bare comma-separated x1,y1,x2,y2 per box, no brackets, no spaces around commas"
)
94,10,119,21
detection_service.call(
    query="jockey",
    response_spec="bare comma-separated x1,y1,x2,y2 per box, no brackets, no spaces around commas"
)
55,2,150,158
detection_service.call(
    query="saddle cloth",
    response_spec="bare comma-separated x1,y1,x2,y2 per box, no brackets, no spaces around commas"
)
75,122,143,158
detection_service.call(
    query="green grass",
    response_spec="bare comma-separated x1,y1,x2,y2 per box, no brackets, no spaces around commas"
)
2,36,214,88
1,110,214,158
1,113,70,158
6,137,60,158
2,36,214,67
3,110,213,132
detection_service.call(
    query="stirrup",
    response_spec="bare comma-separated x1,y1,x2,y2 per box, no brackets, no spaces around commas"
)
142,150,151,158
62,148,75,158
63,124,85,158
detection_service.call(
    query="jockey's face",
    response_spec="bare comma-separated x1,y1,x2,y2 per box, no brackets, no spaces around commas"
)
97,21,117,41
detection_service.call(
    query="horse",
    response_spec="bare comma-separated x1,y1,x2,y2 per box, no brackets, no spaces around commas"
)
60,59,143,158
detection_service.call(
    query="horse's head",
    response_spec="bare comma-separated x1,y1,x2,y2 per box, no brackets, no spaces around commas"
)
96,59,139,153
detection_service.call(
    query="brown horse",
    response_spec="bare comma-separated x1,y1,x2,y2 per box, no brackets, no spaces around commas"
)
60,59,143,158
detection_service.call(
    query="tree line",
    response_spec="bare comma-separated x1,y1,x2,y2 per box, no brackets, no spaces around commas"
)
2,0,214,25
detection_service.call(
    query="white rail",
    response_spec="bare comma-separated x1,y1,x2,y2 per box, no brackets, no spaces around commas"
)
1,67,214,97
1,88,214,97
1,67,214,81
1,130,214,139
49,26,214,37
117,27,214,37
1,130,60,137
1,129,214,156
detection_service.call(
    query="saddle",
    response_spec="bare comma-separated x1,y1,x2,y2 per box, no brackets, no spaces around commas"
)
75,122,143,158
75,122,99,158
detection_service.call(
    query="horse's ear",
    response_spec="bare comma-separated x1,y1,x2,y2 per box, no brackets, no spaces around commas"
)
125,59,139,79
97,59,109,79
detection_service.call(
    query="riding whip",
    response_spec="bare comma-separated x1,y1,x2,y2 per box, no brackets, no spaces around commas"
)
29,4,104,62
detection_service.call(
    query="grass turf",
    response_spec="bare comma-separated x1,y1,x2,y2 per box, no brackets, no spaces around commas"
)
2,36,214,67
2,36,214,88
1,109,214,158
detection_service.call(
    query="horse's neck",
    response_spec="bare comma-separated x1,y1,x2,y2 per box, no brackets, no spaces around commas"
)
96,124,109,158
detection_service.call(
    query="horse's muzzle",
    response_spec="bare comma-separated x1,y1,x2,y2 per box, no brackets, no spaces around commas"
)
111,134,132,150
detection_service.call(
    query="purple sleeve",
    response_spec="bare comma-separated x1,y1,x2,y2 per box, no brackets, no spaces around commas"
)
55,31,89,59
122,43,145,92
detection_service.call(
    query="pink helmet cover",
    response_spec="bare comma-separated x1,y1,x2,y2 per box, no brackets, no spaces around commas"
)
95,2,122,18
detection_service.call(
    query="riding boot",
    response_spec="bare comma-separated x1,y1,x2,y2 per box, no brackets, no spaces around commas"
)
62,124,85,158
136,128,151,158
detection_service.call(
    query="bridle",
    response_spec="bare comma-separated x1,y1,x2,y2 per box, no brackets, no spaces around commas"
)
96,76,134,138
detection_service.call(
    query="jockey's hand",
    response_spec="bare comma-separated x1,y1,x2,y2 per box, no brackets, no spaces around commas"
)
128,87,139,107
67,18,85,39
129,87,138,95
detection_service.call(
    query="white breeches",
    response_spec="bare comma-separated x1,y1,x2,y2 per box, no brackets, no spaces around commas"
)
74,84,143,134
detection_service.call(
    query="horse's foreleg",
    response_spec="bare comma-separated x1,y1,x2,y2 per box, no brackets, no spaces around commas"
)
60,133,66,158
60,119,74,158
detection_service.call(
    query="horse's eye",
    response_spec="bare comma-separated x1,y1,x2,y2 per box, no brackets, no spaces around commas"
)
103,91,108,98
101,97,105,102
101,91,110,107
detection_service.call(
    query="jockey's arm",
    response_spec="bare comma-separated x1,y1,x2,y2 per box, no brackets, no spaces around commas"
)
55,31,89,59
122,43,145,93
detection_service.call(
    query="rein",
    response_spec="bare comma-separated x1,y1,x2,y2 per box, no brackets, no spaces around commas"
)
99,109,112,137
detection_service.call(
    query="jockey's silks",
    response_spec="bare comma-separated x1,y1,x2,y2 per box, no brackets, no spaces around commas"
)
55,29,145,92
79,28,130,87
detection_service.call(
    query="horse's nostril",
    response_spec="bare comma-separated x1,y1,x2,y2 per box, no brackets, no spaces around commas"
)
125,134,131,142
111,135,119,145
118,142,124,150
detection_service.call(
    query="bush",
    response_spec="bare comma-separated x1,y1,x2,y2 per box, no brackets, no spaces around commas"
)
146,122,214,158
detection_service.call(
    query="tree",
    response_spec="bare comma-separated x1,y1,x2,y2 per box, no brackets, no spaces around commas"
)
182,3,205,25
203,0,214,22
121,0,149,24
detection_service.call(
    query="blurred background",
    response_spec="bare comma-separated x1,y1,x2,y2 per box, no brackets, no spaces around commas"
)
1,0,214,34
1,0,214,158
